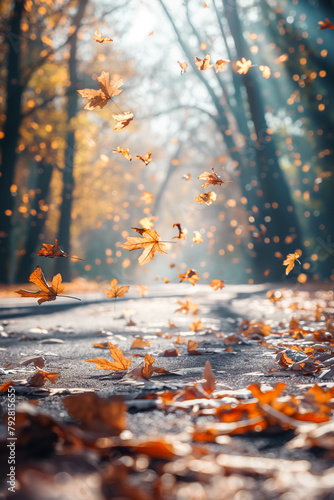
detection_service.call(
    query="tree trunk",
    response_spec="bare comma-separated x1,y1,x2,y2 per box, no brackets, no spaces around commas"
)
0,0,25,283
15,161,53,282
54,0,88,281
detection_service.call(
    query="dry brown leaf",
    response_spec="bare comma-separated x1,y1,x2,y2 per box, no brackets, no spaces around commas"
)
178,268,201,286
131,338,151,349
173,223,187,239
28,370,59,387
195,53,214,70
188,340,202,355
15,266,73,305
210,279,225,291
37,238,67,258
103,279,129,299
235,57,252,74
178,61,188,74
78,71,123,110
163,349,179,357
319,18,334,30
198,167,233,188
136,151,152,165
86,342,131,371
112,111,134,130
194,192,217,205
121,227,168,266
113,146,132,161
93,28,113,43
283,250,301,275
215,58,230,73
202,361,215,394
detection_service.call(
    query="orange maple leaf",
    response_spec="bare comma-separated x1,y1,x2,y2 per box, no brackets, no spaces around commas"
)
140,191,154,205
86,342,132,371
318,18,334,30
103,279,129,299
93,28,113,43
173,223,187,239
16,266,78,305
194,192,217,205
283,251,301,275
198,167,233,188
37,238,84,261
178,61,188,74
210,279,225,291
78,71,123,110
136,151,152,165
28,370,59,387
190,318,205,332
113,146,132,161
112,111,134,130
215,58,230,73
235,57,252,74
259,65,271,79
178,268,201,286
192,231,203,244
121,227,168,266
195,53,214,70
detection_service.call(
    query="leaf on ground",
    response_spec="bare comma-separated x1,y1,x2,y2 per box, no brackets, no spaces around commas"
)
103,279,129,299
175,334,187,345
63,393,126,434
27,370,59,387
178,268,201,286
136,151,152,165
93,28,113,43
210,279,225,291
0,381,13,392
121,227,168,266
194,192,217,205
86,342,131,371
163,349,179,357
37,238,67,258
131,338,151,349
188,340,202,355
113,146,132,160
195,53,214,70
112,111,134,130
202,361,216,394
16,266,71,305
4,355,45,370
283,250,301,275
78,72,123,110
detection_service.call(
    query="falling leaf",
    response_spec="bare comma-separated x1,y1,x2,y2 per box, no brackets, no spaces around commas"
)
121,227,168,266
188,340,202,355
112,111,134,130
113,146,132,161
182,173,191,181
178,268,201,286
93,28,113,43
195,54,214,70
173,223,187,239
259,65,271,79
192,231,203,244
28,370,59,387
131,338,151,349
194,192,217,205
215,59,230,73
198,167,233,188
140,191,154,205
210,279,225,291
78,71,123,110
136,152,152,165
103,279,129,299
136,284,148,297
235,57,252,74
16,266,74,305
86,342,131,371
149,31,154,36
37,238,67,258
175,297,199,315
190,318,205,332
283,251,301,275
318,18,334,30
178,61,188,74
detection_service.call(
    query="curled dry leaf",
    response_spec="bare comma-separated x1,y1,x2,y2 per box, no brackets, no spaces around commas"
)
103,279,129,299
28,370,59,387
113,146,132,161
194,192,217,205
195,53,214,70
192,231,203,244
140,191,154,205
37,238,67,258
178,268,201,286
215,59,230,73
136,151,152,165
121,227,168,266
210,279,225,291
78,71,123,110
86,342,131,371
93,28,113,43
283,250,302,275
318,18,334,30
163,349,179,357
198,167,233,188
131,338,151,349
178,61,188,74
188,340,202,355
235,57,252,74
112,111,134,130
173,223,187,239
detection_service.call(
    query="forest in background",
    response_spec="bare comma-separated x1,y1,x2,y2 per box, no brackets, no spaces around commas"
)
0,0,333,286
